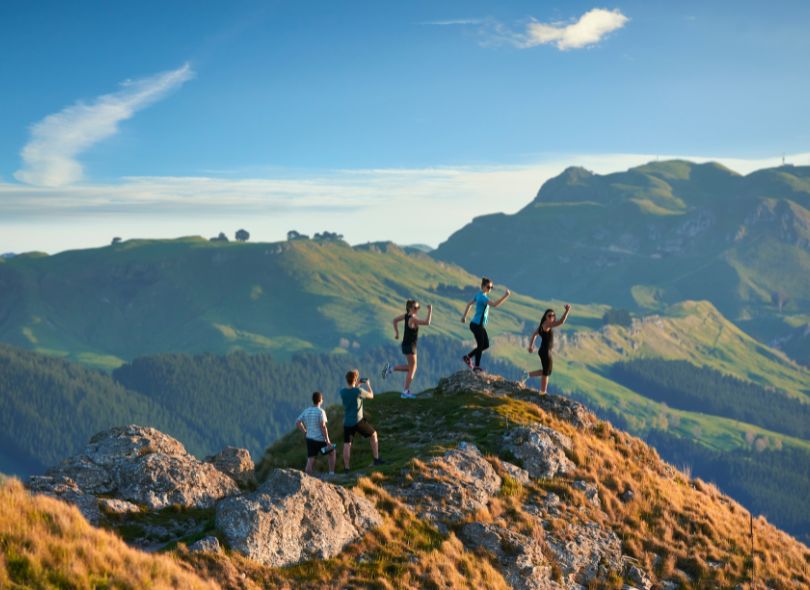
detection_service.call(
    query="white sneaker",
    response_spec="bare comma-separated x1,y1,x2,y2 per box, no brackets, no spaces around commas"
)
518,372,530,387
400,390,415,399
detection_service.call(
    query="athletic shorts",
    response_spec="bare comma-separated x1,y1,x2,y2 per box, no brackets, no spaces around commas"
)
343,418,376,443
401,341,417,355
539,350,553,376
306,438,331,458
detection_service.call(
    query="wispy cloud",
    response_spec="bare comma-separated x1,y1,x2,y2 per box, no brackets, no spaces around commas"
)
14,63,194,188
438,9,629,51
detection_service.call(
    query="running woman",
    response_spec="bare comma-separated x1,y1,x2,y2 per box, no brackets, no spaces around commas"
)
524,304,571,394
382,300,433,398
461,277,511,371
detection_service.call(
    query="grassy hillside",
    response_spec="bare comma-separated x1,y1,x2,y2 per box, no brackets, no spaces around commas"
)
433,160,810,365
0,478,216,589
247,375,810,589
0,236,603,368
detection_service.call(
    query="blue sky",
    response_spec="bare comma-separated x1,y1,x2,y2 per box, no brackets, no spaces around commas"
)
1,0,809,252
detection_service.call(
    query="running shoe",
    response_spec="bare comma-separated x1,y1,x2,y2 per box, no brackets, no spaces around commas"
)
518,372,530,387
400,390,415,399
462,355,473,369
473,366,484,373
381,362,393,380
373,458,387,466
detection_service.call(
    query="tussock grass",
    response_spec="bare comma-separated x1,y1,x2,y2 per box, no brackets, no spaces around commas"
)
0,478,217,589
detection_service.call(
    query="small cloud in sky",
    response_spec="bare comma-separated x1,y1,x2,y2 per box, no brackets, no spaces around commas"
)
14,63,194,188
442,8,629,51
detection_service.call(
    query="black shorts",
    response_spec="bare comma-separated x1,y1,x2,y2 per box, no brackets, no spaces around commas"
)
539,350,553,376
306,438,332,458
343,418,376,443
401,340,417,355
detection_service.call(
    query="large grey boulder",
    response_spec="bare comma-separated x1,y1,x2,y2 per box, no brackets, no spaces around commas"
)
395,442,501,524
503,425,575,479
216,468,381,567
44,425,238,510
207,446,256,488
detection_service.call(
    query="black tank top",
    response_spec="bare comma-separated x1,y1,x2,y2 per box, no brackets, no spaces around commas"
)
403,313,419,345
539,325,553,354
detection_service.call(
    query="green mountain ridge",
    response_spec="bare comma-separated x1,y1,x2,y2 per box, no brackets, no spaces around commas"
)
434,160,810,365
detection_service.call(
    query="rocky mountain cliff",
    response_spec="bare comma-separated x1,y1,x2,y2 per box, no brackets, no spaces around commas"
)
9,371,809,589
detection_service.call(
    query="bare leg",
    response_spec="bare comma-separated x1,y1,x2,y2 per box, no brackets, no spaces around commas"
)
540,375,549,394
305,457,315,475
403,354,417,390
328,449,336,473
393,365,409,372
370,432,380,460
343,443,352,470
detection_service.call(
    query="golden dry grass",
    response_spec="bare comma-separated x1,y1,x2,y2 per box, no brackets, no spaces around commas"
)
0,478,218,590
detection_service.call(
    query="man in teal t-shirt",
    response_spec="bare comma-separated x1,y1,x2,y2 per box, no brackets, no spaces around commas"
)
340,369,385,471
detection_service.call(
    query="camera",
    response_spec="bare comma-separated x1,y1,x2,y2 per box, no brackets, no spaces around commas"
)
359,377,368,384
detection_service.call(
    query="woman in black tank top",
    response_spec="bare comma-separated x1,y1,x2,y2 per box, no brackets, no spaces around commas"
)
523,304,571,394
382,299,433,399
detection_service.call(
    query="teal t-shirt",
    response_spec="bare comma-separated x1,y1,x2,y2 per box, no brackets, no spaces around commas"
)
472,291,490,326
340,387,363,426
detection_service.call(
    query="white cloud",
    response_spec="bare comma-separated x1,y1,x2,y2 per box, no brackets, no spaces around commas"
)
14,63,194,188
2,151,808,254
520,8,629,50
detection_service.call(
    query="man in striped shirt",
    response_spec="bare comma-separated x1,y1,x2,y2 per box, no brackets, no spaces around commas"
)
295,391,336,476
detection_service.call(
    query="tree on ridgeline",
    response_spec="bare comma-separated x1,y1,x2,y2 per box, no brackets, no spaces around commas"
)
235,229,250,242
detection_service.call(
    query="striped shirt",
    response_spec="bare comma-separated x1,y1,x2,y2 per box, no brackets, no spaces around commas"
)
297,406,328,441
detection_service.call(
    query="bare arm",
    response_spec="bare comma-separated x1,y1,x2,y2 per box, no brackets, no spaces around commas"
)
415,304,432,326
551,304,571,328
490,289,512,308
527,329,539,352
359,381,374,399
392,314,405,339
461,300,474,322
295,419,307,435
319,420,331,445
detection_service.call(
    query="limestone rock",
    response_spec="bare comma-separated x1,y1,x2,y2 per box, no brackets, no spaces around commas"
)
98,497,140,515
620,487,635,503
627,564,653,590
45,425,239,510
395,442,501,524
436,370,595,429
503,425,575,479
572,480,600,507
27,475,101,525
207,446,256,488
216,468,381,567
545,521,623,585
188,535,222,553
502,460,531,485
461,522,559,590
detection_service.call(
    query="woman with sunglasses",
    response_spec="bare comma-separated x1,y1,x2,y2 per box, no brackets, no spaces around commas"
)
524,304,571,394
382,299,432,398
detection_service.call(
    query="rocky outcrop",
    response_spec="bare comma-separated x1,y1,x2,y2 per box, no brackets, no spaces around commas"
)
503,425,575,479
436,371,595,429
545,521,623,586
216,468,381,567
395,442,501,525
461,522,557,590
207,446,256,489
41,425,239,510
188,536,222,553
